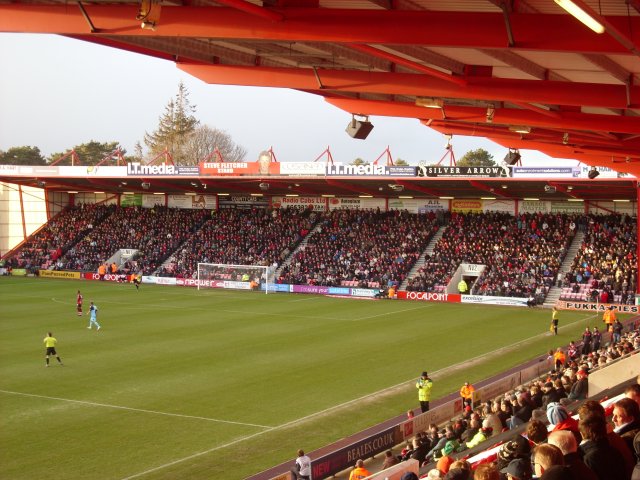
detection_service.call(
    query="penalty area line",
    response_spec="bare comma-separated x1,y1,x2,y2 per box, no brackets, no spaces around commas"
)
0,389,272,429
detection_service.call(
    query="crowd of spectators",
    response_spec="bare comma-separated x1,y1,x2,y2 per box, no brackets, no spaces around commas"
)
8,206,640,309
160,207,318,278
383,321,640,479
57,205,210,273
561,213,637,304
406,212,576,301
6,203,114,272
277,209,439,288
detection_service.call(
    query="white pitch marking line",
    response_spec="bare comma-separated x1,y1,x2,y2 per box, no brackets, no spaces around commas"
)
119,312,600,479
0,390,272,429
120,427,276,480
350,304,432,321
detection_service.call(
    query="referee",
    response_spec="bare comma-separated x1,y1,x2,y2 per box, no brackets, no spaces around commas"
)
44,332,63,367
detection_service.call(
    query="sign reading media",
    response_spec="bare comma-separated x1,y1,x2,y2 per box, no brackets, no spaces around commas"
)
417,165,510,177
326,164,387,176
127,162,179,176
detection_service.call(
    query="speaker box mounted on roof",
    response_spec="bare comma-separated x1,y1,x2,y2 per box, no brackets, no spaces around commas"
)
345,119,374,140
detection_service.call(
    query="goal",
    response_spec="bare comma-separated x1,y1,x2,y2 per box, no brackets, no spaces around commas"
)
196,263,272,294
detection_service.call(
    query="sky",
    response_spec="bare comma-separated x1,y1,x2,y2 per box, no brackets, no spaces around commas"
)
0,33,578,167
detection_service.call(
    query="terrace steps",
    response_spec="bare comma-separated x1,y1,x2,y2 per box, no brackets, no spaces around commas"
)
272,221,323,281
543,230,584,307
399,226,445,290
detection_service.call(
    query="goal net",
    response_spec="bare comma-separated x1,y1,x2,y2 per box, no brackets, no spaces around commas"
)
196,263,272,294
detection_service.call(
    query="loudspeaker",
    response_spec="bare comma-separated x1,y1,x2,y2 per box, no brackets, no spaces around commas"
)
504,151,521,165
345,120,374,140
588,168,599,179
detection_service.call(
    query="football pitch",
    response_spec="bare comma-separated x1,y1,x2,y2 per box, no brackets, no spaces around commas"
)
0,277,620,480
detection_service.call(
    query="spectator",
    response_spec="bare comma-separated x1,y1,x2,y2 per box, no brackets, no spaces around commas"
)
547,430,597,480
500,458,533,480
473,463,500,480
526,419,548,446
348,459,370,480
578,400,636,476
626,384,640,409
568,370,588,401
531,444,570,479
612,398,640,454
632,432,640,480
436,441,457,475
547,402,581,443
381,450,399,470
460,382,475,409
578,412,627,480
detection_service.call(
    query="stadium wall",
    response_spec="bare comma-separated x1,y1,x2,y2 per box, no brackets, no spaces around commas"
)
0,182,47,256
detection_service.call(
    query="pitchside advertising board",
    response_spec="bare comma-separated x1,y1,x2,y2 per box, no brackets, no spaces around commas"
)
310,426,402,479
559,301,639,314
397,291,461,302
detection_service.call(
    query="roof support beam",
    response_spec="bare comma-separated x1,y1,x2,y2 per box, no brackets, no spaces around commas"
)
323,97,640,135
396,180,444,198
213,0,284,22
468,180,515,199
178,63,637,109
346,44,467,86
0,6,636,54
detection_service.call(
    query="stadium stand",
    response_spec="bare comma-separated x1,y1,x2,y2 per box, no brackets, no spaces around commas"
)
57,205,210,273
406,212,576,302
6,203,114,272
560,213,637,304
277,209,439,288
159,207,318,278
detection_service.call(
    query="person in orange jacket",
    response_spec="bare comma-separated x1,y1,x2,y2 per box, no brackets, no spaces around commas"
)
460,381,475,409
348,459,371,480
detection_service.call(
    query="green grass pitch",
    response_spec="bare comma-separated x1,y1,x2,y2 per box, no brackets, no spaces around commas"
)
0,277,621,480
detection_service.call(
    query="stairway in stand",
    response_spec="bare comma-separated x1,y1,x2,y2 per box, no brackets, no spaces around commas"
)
271,221,323,282
543,230,584,308
399,226,445,290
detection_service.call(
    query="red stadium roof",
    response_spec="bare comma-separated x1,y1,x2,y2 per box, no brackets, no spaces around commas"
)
2,0,640,180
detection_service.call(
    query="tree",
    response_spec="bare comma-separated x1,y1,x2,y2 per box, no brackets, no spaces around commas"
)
182,125,247,165
0,146,46,165
144,81,199,164
395,158,409,166
47,141,124,165
351,158,369,165
456,148,496,167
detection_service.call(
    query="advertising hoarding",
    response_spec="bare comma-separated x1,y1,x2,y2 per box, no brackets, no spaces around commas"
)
271,196,327,211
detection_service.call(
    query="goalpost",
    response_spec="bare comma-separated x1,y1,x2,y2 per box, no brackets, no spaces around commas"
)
196,263,272,294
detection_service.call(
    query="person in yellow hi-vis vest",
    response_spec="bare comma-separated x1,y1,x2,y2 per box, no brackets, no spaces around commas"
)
458,278,468,294
416,371,433,413
550,307,559,335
